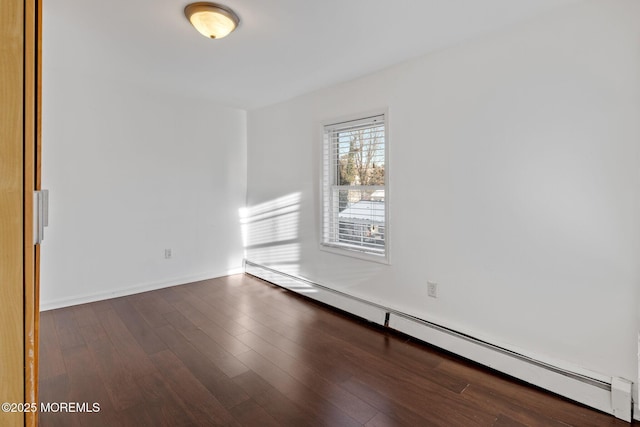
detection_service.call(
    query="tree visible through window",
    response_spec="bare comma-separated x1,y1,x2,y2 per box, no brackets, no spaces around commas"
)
322,114,387,258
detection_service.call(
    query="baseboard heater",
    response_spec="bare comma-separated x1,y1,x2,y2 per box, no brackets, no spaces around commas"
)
244,260,633,422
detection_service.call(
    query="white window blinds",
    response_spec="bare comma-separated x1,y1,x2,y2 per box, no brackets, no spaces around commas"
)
322,114,387,258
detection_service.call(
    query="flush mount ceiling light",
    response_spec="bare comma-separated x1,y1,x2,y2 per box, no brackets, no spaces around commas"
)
184,2,239,39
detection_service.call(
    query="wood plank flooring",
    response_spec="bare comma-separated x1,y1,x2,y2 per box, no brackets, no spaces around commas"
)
39,274,632,426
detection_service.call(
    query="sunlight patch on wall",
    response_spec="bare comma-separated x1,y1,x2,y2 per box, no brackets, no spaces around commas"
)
240,192,306,280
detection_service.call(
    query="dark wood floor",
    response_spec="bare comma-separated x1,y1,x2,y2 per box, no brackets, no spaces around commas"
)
39,274,630,426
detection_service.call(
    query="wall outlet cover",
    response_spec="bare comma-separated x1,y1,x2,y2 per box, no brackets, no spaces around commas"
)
427,281,438,298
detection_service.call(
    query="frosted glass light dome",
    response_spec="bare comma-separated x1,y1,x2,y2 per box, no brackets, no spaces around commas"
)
184,2,239,39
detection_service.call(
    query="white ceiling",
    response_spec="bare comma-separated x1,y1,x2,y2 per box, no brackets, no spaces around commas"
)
44,0,582,110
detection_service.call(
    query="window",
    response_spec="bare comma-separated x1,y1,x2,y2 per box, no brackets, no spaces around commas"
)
322,113,387,261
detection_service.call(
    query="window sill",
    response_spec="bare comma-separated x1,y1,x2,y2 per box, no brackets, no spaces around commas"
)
320,243,390,265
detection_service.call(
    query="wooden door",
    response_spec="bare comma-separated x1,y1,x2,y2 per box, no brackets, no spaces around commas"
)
0,0,40,425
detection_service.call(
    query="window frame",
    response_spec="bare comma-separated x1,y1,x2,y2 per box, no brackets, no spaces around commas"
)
319,110,390,264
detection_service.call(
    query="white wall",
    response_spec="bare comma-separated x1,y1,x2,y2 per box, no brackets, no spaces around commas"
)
40,69,247,309
246,0,640,391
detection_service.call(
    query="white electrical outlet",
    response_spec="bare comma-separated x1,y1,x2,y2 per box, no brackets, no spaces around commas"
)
427,281,438,298
164,248,172,259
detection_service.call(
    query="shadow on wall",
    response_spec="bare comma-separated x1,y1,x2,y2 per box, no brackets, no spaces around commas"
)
240,192,318,293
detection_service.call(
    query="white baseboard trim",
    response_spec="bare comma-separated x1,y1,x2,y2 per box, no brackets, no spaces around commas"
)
244,260,633,423
40,267,244,311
